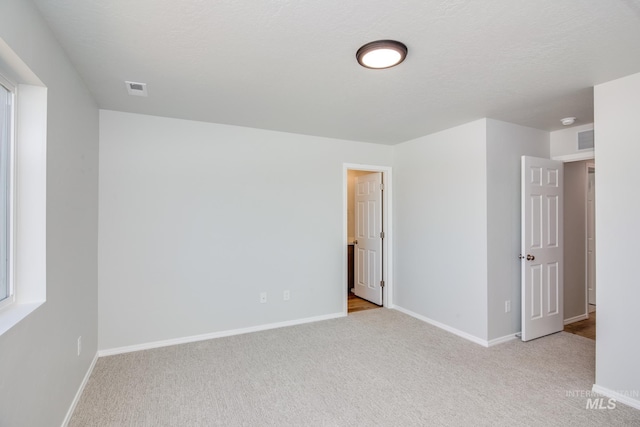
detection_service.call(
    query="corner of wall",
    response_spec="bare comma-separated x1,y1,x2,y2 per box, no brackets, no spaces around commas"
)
485,119,550,341
593,71,640,405
0,2,99,425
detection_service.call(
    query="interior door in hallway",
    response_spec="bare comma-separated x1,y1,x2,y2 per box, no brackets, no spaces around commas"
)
521,156,564,341
354,172,383,306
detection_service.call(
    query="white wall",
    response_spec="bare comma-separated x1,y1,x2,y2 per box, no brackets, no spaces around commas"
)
394,118,550,343
485,119,549,341
0,1,99,426
550,123,594,161
393,119,488,341
593,72,640,406
98,110,392,350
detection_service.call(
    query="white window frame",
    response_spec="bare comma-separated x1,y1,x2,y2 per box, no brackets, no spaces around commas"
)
0,73,16,311
0,37,47,336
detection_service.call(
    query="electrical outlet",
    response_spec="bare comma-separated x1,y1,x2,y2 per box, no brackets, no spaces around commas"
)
77,336,82,356
505,300,511,313
283,290,290,301
260,292,267,303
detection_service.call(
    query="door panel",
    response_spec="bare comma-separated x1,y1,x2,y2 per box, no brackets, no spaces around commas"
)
521,156,564,341
354,172,383,306
547,195,559,247
531,265,542,319
548,262,559,315
531,195,542,249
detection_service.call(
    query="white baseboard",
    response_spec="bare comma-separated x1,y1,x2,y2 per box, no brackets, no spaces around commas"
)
487,333,519,347
393,305,489,347
98,312,346,357
564,313,588,325
592,384,640,411
61,352,98,427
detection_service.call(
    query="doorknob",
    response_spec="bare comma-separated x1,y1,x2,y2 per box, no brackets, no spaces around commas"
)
353,240,358,245
519,254,535,261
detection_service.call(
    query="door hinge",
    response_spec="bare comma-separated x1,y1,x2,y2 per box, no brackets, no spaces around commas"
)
380,280,385,288
380,231,384,239
380,183,384,191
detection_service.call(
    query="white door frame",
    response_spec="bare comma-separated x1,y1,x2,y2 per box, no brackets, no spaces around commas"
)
554,153,595,324
585,162,596,318
343,163,393,315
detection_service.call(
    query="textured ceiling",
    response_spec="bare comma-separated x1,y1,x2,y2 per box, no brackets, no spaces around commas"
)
33,0,640,144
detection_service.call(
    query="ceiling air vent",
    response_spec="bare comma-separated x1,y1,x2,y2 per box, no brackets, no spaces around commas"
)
577,129,594,150
125,81,148,97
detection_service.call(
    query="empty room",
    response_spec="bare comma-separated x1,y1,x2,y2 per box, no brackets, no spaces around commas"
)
1,1,639,425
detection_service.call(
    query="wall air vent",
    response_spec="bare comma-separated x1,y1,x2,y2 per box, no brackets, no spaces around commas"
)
125,81,148,97
577,129,594,150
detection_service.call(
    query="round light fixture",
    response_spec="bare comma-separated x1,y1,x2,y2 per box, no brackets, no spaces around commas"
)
356,40,408,69
561,117,576,126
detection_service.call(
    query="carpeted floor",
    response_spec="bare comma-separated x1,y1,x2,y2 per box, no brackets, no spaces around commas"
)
70,309,640,426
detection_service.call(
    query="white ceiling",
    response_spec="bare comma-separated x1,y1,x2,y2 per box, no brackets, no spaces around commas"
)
33,0,640,144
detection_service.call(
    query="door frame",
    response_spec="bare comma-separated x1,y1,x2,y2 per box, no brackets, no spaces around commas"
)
585,162,596,318
342,163,393,315
553,153,595,325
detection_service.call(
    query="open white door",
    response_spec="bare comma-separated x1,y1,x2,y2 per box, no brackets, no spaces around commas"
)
354,172,383,306
521,156,563,341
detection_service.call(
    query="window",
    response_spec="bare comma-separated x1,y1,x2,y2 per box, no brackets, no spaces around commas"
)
0,76,13,308
0,40,47,335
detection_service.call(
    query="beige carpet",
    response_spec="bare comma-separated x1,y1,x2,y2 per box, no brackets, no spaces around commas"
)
70,309,640,426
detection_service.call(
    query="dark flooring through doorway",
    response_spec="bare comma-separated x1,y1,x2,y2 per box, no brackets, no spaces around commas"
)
348,293,381,313
564,310,596,340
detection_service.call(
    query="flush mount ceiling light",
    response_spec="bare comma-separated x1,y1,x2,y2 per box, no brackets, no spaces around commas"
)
356,40,408,69
561,117,576,126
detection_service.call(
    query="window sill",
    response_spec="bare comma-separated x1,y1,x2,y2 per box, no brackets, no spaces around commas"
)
0,301,44,336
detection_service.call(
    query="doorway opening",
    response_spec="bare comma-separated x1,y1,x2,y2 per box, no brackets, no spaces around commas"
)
562,160,596,340
343,164,392,315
